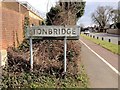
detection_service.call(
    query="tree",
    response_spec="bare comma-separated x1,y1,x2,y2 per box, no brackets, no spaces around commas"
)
46,6,61,25
91,6,113,30
46,1,85,25
111,9,120,24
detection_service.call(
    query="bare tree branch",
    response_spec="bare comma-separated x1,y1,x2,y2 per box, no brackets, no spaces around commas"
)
91,6,113,29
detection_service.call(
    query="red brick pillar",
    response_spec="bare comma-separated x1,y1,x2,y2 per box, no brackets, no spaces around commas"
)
0,3,7,67
0,1,2,67
0,2,3,87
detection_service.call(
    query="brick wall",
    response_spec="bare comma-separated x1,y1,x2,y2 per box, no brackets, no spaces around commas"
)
0,6,24,66
0,1,43,66
2,2,28,15
2,7,24,49
0,2,2,66
0,2,2,50
2,2,19,12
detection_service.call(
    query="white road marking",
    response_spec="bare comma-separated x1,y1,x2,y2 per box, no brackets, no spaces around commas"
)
80,39,120,76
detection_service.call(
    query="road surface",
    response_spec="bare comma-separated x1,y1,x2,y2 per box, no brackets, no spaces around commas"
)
80,36,119,88
88,33,120,45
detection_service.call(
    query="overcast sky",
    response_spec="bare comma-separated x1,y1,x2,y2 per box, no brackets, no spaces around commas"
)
18,0,59,18
77,1,119,27
18,0,119,26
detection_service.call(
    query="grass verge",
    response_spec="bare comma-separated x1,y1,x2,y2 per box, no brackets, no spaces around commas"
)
81,34,120,55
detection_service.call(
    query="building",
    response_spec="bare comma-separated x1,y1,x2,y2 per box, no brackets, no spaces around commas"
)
2,1,44,26
0,1,44,66
20,1,43,26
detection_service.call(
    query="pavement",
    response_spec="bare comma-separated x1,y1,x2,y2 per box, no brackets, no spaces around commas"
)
80,36,119,88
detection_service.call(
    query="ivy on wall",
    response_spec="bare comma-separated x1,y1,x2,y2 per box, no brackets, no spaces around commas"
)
23,17,30,38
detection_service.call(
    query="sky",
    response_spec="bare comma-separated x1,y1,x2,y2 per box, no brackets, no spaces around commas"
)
18,0,59,18
18,0,120,26
77,1,119,27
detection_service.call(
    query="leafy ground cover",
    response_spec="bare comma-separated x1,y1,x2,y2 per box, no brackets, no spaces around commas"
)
2,64,88,89
1,40,89,89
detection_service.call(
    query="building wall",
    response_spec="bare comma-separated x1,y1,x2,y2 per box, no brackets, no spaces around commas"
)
28,11,43,21
29,16,43,26
1,2,43,49
1,5,24,66
2,2,19,12
0,2,2,50
0,1,43,66
20,4,28,15
2,2,43,26
0,2,2,66
2,7,24,49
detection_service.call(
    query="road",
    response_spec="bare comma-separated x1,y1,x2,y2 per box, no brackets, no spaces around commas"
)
80,36,119,88
88,33,120,45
